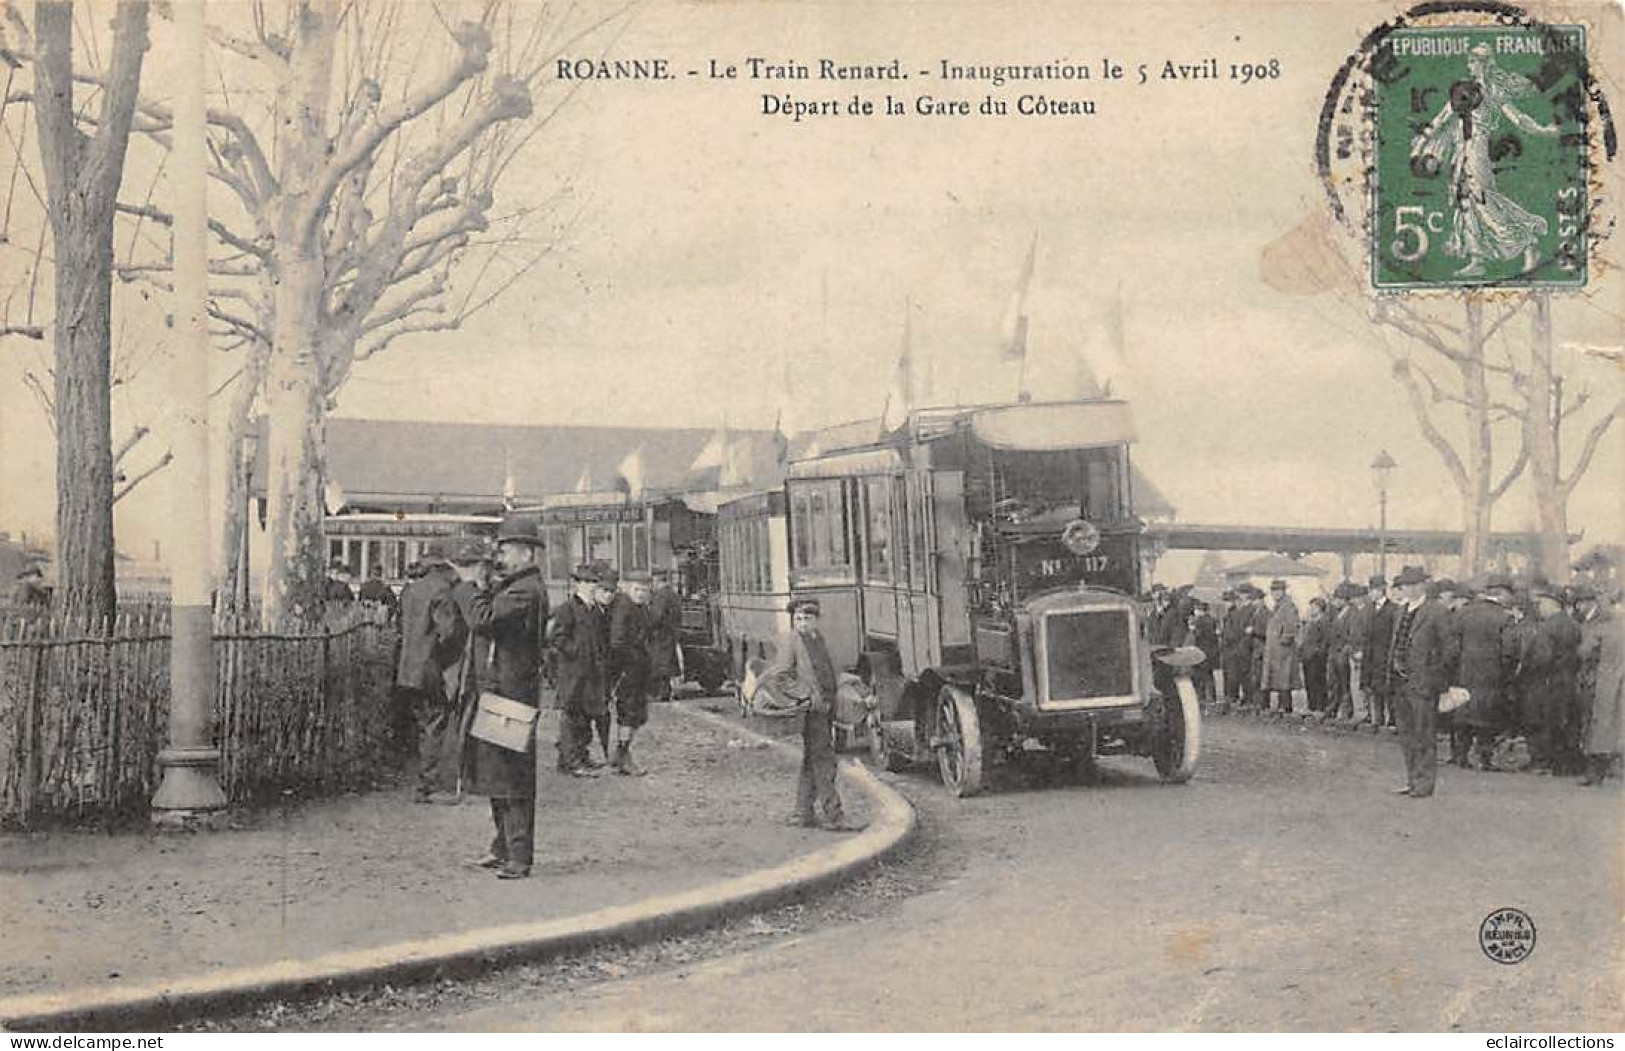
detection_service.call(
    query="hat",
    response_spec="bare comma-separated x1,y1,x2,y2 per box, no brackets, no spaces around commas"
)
1529,581,1559,602
1269,579,1288,592
496,514,545,546
594,564,620,588
1368,574,1388,589
570,564,599,583
787,596,822,615
448,537,492,565
1482,572,1514,592
624,570,651,584
1393,565,1430,586
419,539,452,564
1238,584,1263,598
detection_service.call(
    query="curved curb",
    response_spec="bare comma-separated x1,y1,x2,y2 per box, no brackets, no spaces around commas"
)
0,702,917,1032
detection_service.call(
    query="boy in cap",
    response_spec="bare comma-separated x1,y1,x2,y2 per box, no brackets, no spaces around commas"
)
760,597,859,831
452,515,549,879
549,564,608,777
608,571,654,775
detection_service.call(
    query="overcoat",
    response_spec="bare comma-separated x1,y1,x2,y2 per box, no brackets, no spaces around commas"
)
1453,596,1516,730
395,565,464,694
548,595,608,717
455,566,548,798
1191,610,1220,667
1299,612,1331,664
1578,604,1624,756
1260,596,1303,691
1520,610,1581,719
646,585,683,678
1363,599,1397,692
1391,598,1457,701
609,592,652,686
760,627,837,710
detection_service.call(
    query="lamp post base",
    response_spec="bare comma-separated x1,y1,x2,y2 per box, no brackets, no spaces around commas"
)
151,746,227,826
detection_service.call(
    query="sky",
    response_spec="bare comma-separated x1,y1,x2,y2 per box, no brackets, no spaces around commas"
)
0,0,1620,574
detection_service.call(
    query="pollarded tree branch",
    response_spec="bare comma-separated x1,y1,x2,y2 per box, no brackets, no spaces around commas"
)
115,199,270,262
1560,399,1621,498
112,448,171,503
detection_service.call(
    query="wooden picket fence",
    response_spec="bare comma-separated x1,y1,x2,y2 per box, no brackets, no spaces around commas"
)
0,601,399,829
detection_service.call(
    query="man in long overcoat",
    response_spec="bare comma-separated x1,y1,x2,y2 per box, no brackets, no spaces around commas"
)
1260,580,1302,714
1362,576,1397,728
453,516,549,879
1341,583,1373,722
1324,585,1351,717
1519,582,1583,773
1452,574,1517,770
647,566,684,697
761,596,858,831
1574,585,1623,785
1299,597,1331,713
395,540,465,800
1218,589,1247,706
1190,599,1219,705
608,571,655,776
548,565,608,777
1388,565,1458,798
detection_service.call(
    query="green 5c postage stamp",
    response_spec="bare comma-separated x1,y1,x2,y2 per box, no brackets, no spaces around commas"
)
1372,24,1590,289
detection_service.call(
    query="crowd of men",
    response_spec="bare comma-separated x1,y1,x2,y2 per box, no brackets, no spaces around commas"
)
1146,564,1624,796
385,515,682,880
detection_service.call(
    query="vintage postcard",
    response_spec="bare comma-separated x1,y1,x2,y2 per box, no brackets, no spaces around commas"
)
0,0,1620,1035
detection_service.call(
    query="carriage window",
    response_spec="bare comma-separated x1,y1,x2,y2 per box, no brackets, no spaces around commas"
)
1081,448,1123,522
546,527,573,580
791,490,811,569
907,475,927,589
620,522,648,572
586,523,615,566
863,476,892,584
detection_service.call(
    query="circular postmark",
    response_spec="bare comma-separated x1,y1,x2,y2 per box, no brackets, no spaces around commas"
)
1479,907,1537,964
1314,0,1617,293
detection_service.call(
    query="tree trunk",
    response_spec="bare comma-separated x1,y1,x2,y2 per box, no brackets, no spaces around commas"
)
215,358,262,624
260,242,329,628
31,1,150,629
1458,297,1491,577
1525,293,1570,582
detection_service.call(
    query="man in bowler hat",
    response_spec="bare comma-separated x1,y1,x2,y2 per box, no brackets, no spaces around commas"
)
395,539,466,800
549,564,608,777
453,515,549,879
1387,565,1457,798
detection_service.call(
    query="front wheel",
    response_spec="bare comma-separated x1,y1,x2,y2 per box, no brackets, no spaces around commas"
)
935,687,985,797
1153,676,1203,784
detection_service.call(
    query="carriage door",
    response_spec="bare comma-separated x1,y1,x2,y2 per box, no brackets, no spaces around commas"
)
928,470,972,663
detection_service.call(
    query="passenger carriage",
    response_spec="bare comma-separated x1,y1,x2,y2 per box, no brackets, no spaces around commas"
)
715,397,1202,796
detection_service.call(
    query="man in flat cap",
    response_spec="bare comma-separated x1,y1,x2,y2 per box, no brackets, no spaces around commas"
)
761,596,857,831
1387,565,1457,797
453,515,549,879
1218,589,1247,708
1574,584,1622,786
549,564,608,777
395,539,467,801
608,570,655,775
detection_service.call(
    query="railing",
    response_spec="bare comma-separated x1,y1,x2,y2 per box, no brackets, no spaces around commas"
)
0,603,399,829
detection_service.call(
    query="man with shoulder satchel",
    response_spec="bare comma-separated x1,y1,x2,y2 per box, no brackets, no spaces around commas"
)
760,596,863,833
452,516,550,880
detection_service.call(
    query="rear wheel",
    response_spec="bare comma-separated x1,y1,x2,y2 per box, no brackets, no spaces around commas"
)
1153,676,1203,784
935,687,985,797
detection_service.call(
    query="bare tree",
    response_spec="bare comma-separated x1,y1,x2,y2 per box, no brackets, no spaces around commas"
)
5,0,151,625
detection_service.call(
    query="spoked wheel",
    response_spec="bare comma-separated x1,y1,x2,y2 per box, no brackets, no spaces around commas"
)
935,686,985,797
864,709,887,769
1153,676,1203,784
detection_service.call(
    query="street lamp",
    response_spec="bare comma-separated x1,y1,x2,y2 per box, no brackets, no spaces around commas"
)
1371,450,1397,580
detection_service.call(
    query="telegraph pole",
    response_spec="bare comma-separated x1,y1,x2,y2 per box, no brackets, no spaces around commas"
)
152,0,225,822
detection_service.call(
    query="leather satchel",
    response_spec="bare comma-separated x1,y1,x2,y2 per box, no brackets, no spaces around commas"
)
469,691,538,752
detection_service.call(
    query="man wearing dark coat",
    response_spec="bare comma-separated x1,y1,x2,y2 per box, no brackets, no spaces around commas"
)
608,571,655,776
394,540,466,801
1300,597,1332,713
1323,585,1351,717
1243,585,1270,708
1519,582,1583,774
761,596,858,831
548,565,608,777
324,559,356,603
647,566,684,698
1341,583,1373,722
1452,574,1517,770
1219,589,1248,706
1190,599,1220,705
1387,565,1458,798
1574,584,1623,786
453,516,549,879
1362,576,1397,728
358,563,399,617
